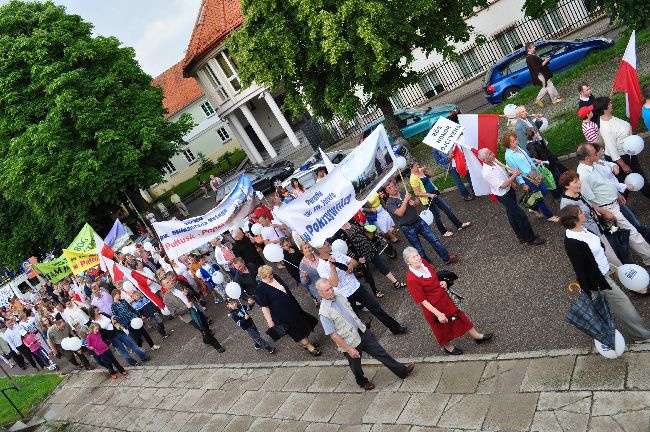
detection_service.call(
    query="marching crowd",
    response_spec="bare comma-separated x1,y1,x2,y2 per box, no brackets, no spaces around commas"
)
0,75,649,390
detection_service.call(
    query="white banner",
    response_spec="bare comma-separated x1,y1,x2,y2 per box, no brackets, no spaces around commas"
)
153,175,258,259
422,117,464,154
274,124,396,247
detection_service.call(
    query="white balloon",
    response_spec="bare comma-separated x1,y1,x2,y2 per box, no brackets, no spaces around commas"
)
122,281,135,292
503,104,517,117
195,268,202,278
291,231,303,249
623,135,644,155
143,242,153,252
331,239,349,255
240,217,250,231
130,317,144,330
395,156,407,170
161,306,171,316
61,337,82,351
251,223,263,236
595,330,625,359
420,209,434,225
211,271,225,285
153,253,162,261
256,191,264,200
624,173,645,192
617,264,649,293
225,282,242,299
538,117,549,132
263,244,284,263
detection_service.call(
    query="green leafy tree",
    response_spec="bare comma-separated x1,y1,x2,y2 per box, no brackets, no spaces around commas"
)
228,0,487,140
0,0,193,265
523,0,648,33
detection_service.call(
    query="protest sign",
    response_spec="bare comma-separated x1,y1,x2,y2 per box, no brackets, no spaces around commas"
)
422,117,464,154
153,174,258,260
273,124,396,247
19,257,40,278
33,255,71,283
0,284,14,308
63,248,100,274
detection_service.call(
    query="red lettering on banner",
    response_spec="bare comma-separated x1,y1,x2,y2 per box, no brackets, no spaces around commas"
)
165,233,196,249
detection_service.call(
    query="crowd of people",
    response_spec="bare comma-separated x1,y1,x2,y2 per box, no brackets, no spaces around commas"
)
1,75,649,390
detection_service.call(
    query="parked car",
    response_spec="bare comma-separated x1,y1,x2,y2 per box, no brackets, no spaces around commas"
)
483,37,614,104
291,149,351,175
360,104,460,142
214,160,294,205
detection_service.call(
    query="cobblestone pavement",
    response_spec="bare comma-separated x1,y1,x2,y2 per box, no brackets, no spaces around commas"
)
36,345,650,432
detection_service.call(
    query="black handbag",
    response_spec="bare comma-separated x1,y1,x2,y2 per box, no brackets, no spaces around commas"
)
266,323,290,341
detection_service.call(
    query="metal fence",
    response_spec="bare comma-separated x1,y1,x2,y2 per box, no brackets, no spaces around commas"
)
320,0,604,146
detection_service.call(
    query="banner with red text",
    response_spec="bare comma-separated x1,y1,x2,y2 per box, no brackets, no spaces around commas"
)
153,174,258,260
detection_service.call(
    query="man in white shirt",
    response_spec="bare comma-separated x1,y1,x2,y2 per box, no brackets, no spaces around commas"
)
478,149,544,246
576,144,650,266
316,240,407,335
3,321,38,369
64,300,91,329
258,215,287,244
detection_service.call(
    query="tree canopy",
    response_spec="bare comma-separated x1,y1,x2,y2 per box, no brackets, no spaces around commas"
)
523,0,648,33
228,0,487,139
0,0,192,266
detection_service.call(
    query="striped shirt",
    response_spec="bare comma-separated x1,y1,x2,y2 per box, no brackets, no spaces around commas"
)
581,121,599,144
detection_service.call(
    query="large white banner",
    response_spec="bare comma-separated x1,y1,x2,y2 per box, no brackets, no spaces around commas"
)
153,175,258,259
274,124,396,247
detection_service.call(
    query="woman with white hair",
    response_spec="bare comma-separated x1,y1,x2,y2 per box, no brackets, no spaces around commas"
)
403,247,492,355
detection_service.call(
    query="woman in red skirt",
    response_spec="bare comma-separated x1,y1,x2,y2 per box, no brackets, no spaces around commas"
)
403,247,493,355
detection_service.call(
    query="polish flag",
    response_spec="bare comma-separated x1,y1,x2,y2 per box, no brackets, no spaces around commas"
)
93,232,115,272
457,114,500,196
103,256,167,312
612,30,642,132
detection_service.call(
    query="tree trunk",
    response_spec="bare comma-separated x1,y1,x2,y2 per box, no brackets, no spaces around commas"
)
376,95,404,141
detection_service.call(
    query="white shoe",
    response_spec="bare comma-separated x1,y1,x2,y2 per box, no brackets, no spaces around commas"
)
152,345,161,350
443,231,454,237
459,222,471,230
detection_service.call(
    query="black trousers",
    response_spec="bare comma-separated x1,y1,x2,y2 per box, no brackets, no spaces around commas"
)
9,350,26,368
128,325,155,348
16,344,37,368
96,350,124,375
497,188,536,243
347,286,401,333
56,344,91,368
344,330,406,385
189,308,223,350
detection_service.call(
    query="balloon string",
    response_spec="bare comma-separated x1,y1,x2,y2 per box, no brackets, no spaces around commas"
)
282,259,300,270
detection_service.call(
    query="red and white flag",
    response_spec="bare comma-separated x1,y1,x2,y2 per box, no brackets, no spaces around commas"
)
613,30,643,132
457,114,500,196
93,232,115,272
103,256,166,312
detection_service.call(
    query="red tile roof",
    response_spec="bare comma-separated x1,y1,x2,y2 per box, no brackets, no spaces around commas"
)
152,61,204,118
182,0,244,75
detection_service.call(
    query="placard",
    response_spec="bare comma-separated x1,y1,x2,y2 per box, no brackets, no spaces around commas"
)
422,117,464,154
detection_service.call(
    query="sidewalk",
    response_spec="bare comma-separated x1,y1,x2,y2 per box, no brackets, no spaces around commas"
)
36,345,650,432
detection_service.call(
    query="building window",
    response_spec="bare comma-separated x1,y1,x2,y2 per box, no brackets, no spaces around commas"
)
205,65,228,102
419,70,445,98
200,101,215,117
539,10,565,35
216,127,231,143
495,28,522,55
215,50,242,91
181,149,196,164
457,48,482,79
162,161,177,175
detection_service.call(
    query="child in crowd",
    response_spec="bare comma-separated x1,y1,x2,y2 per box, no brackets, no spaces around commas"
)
196,256,227,305
578,105,599,144
22,331,57,371
226,298,275,354
130,291,169,339
85,323,127,379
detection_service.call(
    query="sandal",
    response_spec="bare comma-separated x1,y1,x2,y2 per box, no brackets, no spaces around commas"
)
393,281,406,289
308,348,322,357
375,291,385,298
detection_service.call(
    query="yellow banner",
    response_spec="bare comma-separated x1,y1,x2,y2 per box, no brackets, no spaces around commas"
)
62,248,99,275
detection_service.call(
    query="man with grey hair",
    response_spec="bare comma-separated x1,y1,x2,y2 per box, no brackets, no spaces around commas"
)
478,148,543,245
514,105,547,149
317,278,414,390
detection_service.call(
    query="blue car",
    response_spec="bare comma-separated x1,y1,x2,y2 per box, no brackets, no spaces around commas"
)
483,37,614,104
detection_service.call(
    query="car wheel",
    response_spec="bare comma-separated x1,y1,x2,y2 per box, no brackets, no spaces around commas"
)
503,87,520,100
272,178,283,188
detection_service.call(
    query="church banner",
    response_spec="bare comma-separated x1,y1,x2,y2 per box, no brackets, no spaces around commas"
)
153,174,258,260
273,124,396,247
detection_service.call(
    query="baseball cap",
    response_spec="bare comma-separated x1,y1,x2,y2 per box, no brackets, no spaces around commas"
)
577,105,593,120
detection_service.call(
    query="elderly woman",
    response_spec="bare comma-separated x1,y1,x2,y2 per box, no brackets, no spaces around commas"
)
503,131,559,223
559,170,623,268
299,242,322,305
256,265,321,356
560,205,650,342
404,247,492,355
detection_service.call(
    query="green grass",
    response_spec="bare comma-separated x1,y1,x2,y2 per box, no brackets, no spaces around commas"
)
484,28,650,115
0,374,64,425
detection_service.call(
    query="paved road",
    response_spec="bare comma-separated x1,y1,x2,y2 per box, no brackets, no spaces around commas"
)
37,346,650,431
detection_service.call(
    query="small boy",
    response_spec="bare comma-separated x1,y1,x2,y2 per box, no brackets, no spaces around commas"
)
578,105,598,144
130,291,170,339
226,298,275,354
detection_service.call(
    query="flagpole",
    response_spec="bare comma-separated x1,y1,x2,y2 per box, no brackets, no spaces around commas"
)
122,191,153,238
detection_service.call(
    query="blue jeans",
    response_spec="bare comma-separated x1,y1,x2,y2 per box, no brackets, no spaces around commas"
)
428,197,463,234
522,178,554,219
620,204,650,243
497,188,536,243
401,218,451,263
245,324,270,350
111,331,147,366
449,168,473,198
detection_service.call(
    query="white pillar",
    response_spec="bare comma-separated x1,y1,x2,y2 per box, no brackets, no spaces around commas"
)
263,91,301,148
228,113,264,164
240,104,278,159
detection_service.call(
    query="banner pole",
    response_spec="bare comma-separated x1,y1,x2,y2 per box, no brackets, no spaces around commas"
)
122,191,153,239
